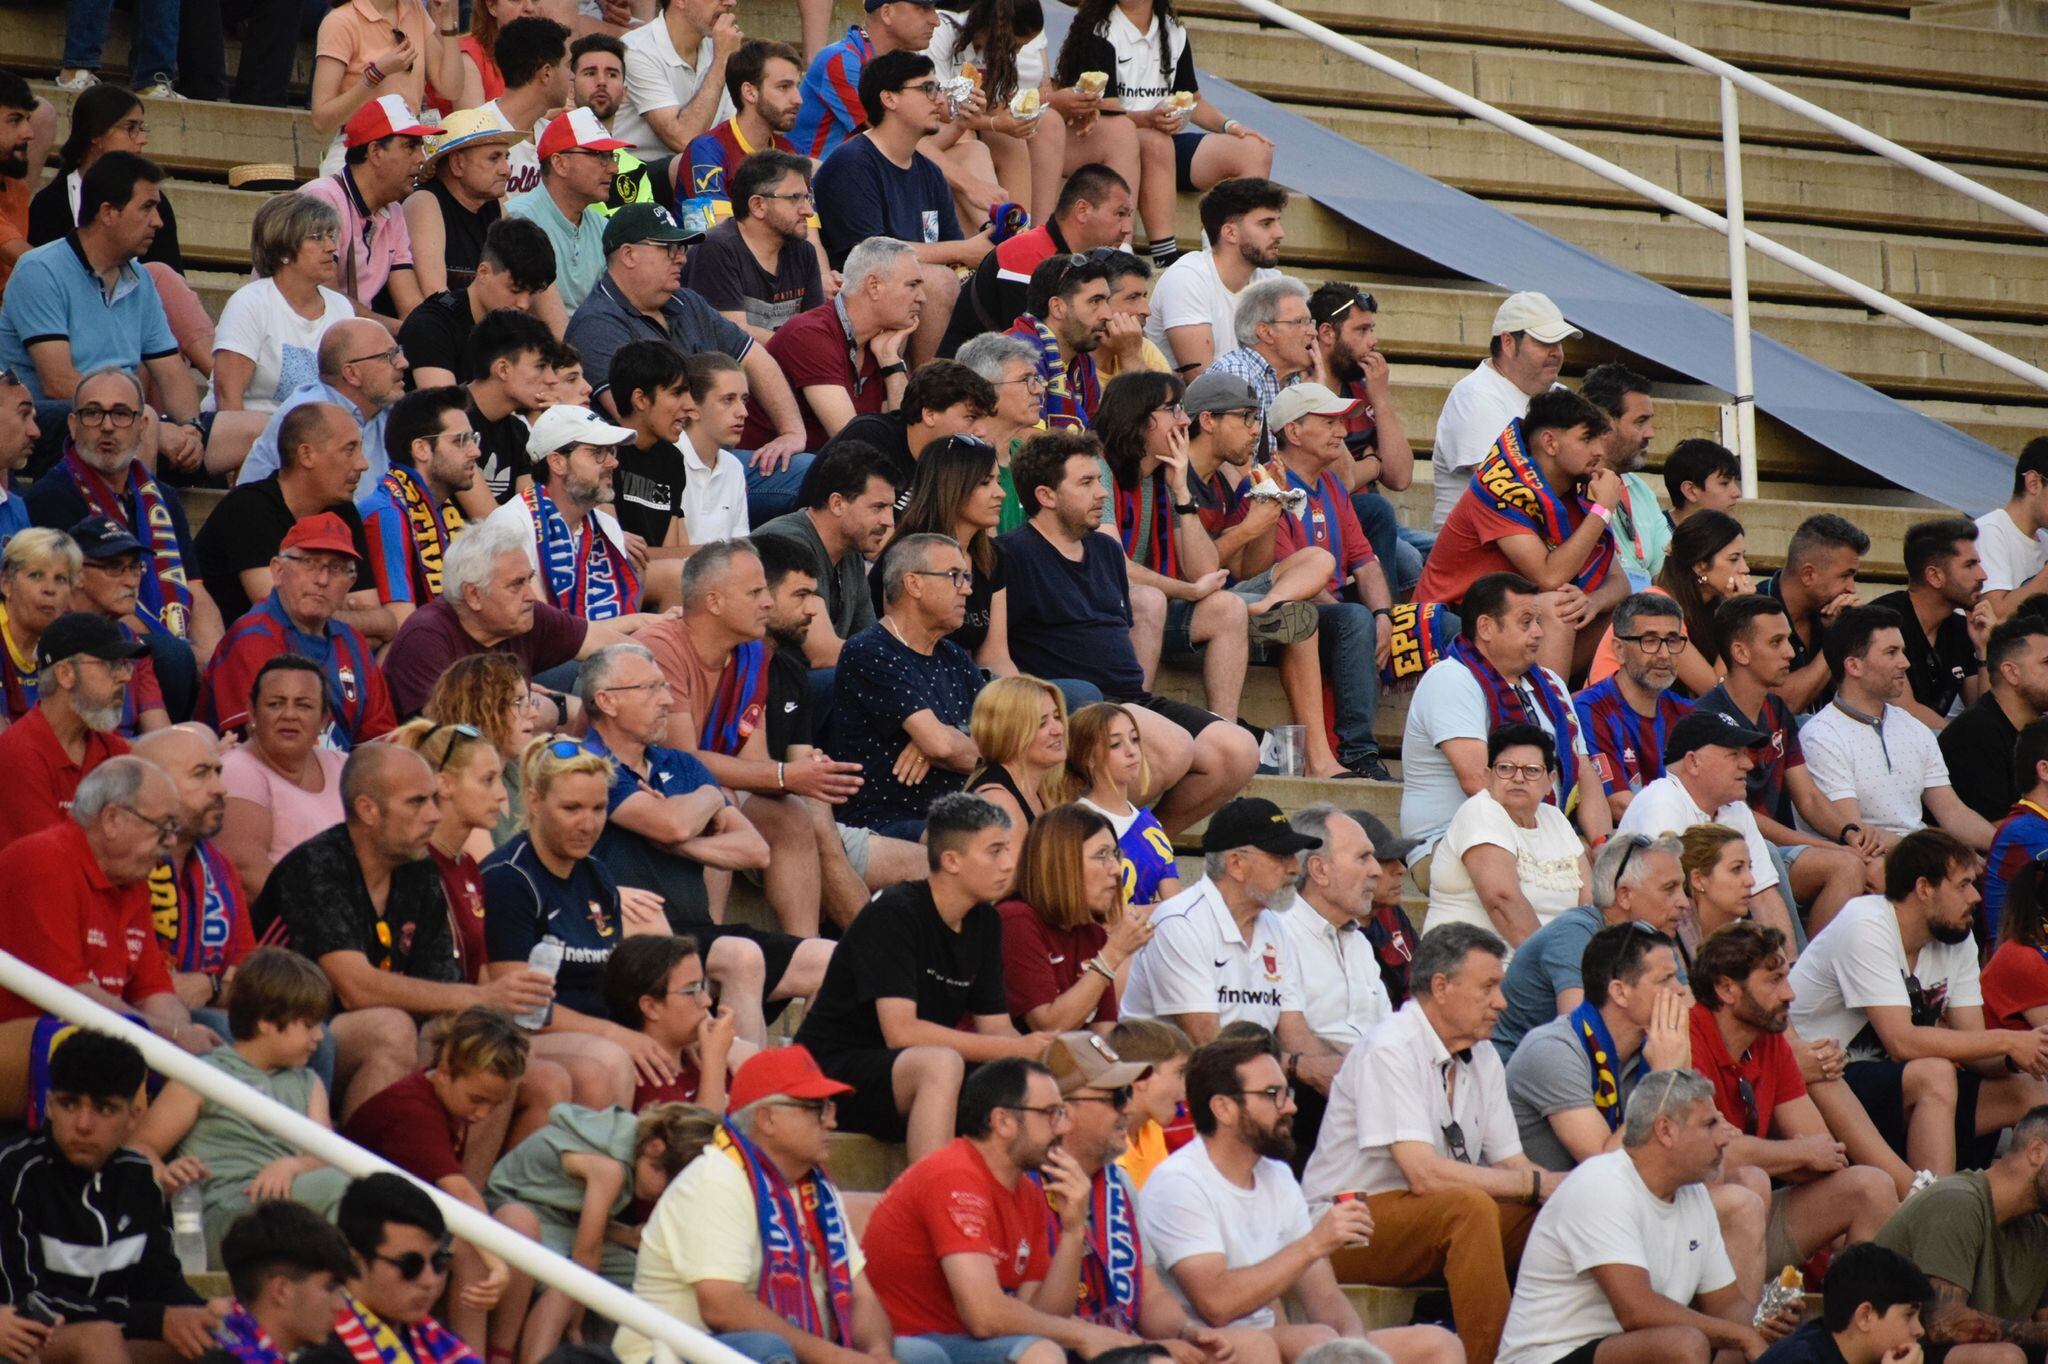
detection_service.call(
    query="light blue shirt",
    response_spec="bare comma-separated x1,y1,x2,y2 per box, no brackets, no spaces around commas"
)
506,184,609,313
0,236,177,402
1613,469,1672,591
234,379,388,503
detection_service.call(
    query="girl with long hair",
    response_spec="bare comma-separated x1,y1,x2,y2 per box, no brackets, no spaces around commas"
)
998,802,1153,1031
1678,822,1753,967
1588,508,1751,694
1985,856,2048,1032
1065,701,1181,907
424,651,545,843
389,718,508,983
928,0,1070,220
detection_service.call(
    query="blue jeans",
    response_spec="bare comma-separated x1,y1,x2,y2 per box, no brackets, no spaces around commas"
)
64,0,181,85
1049,677,1103,712
742,451,815,526
1351,490,1431,596
912,1333,1049,1364
1316,600,1380,767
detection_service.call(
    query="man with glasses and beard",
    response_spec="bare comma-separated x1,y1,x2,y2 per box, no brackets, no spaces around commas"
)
1140,1035,1462,1364
1792,829,2048,1176
1307,282,1422,596
0,611,144,848
1302,922,1560,1364
1573,592,1694,824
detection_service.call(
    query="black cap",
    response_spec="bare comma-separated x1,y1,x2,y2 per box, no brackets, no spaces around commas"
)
34,611,151,671
1663,710,1769,763
1202,797,1322,856
68,515,144,562
1353,810,1422,867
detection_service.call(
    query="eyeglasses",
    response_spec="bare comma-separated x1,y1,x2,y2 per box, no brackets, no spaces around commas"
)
667,979,710,999
909,568,974,589
84,558,146,578
75,405,140,428
1734,1076,1759,1137
117,803,180,843
374,1244,455,1281
772,1098,836,1120
1442,1119,1472,1163
278,553,359,582
758,190,815,205
1264,315,1316,330
435,429,483,449
1085,847,1121,867
1598,920,1664,986
303,228,340,245
346,346,405,367
1069,1088,1131,1112
994,373,1047,393
1218,407,1259,423
113,118,148,137
899,80,943,98
1153,403,1187,418
1610,834,1645,889
597,678,672,695
76,655,136,679
423,721,482,773
1490,761,1549,783
1615,632,1688,654
1005,1102,1069,1123
1235,1084,1294,1107
562,149,619,162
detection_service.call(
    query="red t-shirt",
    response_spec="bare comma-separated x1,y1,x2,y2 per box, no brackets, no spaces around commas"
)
428,845,487,984
341,1070,468,1184
0,708,130,851
750,302,882,451
1687,1001,1806,1137
1981,941,2048,1031
1415,480,1527,610
0,822,173,1022
997,898,1117,1029
633,1056,703,1112
861,1137,1053,1336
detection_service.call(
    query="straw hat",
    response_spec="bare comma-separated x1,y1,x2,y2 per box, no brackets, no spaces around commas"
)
424,107,528,169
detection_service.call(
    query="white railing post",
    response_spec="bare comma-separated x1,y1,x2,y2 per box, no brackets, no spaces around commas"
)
0,951,752,1364
1719,77,1759,500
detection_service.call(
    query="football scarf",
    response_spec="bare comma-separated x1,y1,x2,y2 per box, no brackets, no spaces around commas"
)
213,1308,288,1364
1472,418,1616,595
150,839,244,975
1570,999,1646,1132
1447,636,1585,815
716,1123,857,1346
523,483,639,621
381,463,463,602
0,600,33,720
333,1290,476,1364
60,444,195,638
1009,313,1098,431
702,639,767,756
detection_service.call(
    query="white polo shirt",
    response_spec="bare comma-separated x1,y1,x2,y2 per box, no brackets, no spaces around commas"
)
1301,1000,1521,1205
680,441,749,544
1279,898,1391,1050
1798,701,1950,840
1615,773,1780,895
613,16,736,158
1975,506,2048,596
1122,877,1305,1030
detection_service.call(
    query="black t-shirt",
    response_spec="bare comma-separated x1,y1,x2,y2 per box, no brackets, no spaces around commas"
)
680,218,824,336
480,836,622,1018
420,179,500,291
1758,573,1833,713
999,522,1146,697
820,411,915,511
1939,693,2021,823
254,825,459,988
1869,589,1981,720
765,643,813,759
794,881,1007,1055
1755,1320,1848,1364
398,288,477,385
192,474,372,623
615,439,689,546
470,396,532,504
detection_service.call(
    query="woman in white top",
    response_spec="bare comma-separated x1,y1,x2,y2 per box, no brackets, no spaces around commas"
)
208,195,356,414
926,0,1070,222
1426,721,1592,950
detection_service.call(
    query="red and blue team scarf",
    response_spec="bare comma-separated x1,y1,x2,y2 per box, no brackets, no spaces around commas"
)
523,484,640,621
150,839,244,975
334,1291,475,1364
1115,473,1180,580
1573,675,1693,798
701,639,767,757
1007,314,1097,430
1471,418,1617,594
1447,636,1585,815
1571,999,1647,1132
222,594,377,748
716,1123,857,1346
1379,600,1456,689
380,464,463,603
60,443,196,639
1032,1166,1144,1333
213,1307,290,1364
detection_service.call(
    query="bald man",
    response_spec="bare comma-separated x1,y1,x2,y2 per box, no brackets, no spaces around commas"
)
131,727,253,1023
222,318,410,495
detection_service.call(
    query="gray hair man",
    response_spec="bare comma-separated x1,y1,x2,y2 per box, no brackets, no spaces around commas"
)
1285,804,1395,1055
800,237,925,442
1206,275,1315,454
957,331,1046,458
0,607,148,847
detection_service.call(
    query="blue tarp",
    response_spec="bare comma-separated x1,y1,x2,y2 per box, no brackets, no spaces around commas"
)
1042,4,2018,513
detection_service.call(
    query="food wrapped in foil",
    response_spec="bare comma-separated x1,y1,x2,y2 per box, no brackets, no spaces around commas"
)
1754,1265,1803,1328
1246,483,1310,516
940,76,976,119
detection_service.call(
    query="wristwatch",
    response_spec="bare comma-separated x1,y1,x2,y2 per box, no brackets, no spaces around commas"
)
875,360,908,378
1173,499,1201,515
1837,822,1863,846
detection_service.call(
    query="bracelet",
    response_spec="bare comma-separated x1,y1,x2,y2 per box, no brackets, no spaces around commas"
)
1222,118,1240,134
1588,503,1613,524
776,761,786,791
362,62,384,87
1837,822,1862,846
1527,1170,1541,1205
1083,956,1117,984
1372,607,1393,619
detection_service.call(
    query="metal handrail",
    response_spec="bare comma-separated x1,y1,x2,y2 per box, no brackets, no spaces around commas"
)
1546,0,2048,240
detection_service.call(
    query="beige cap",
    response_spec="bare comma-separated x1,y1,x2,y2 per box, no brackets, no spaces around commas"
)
1490,291,1581,344
1268,381,1361,431
1045,1032,1151,1096
425,107,528,168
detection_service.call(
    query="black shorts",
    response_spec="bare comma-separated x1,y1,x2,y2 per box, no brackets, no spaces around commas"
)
1132,692,1226,740
694,922,801,1013
1547,1338,1613,1364
1844,1057,1990,1167
809,1045,912,1141
1173,129,1208,192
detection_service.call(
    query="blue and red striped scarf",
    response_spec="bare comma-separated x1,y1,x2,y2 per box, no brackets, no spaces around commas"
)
1115,473,1180,580
1007,314,1098,431
1471,418,1616,594
717,1123,857,1345
150,839,244,975
332,1291,476,1364
701,640,768,756
60,443,196,639
523,483,640,621
1447,636,1585,815
1032,1165,1144,1333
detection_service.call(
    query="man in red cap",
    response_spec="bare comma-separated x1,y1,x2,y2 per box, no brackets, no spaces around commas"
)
615,1045,935,1364
300,95,445,327
196,511,395,749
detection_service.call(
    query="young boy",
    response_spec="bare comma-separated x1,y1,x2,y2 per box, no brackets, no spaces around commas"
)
211,1199,357,1364
600,934,755,1112
1664,437,1744,529
485,1101,710,1358
132,947,354,1254
1756,1241,1928,1364
1110,1015,1194,1188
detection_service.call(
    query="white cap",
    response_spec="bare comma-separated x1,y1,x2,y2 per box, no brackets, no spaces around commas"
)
527,404,637,459
1490,291,1581,344
1268,381,1360,431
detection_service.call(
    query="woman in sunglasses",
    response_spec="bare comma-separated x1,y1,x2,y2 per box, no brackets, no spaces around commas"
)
1678,822,1755,967
218,655,347,898
1426,721,1593,951
390,717,508,984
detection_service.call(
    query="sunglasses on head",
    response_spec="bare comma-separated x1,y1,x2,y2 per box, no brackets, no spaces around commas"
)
424,721,482,773
375,1243,454,1280
1315,287,1378,325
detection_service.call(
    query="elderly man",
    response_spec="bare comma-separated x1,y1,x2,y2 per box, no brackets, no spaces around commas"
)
252,744,554,1116
507,107,630,312
482,403,648,620
0,757,219,1118
228,318,409,498
398,108,523,299
0,611,141,848
754,237,924,452
1303,922,1562,1364
1573,593,1694,821
832,533,985,838
197,512,396,747
1283,804,1396,1057
67,515,170,734
357,386,481,631
28,368,224,698
299,97,441,328
1497,1070,1780,1364
1207,276,1315,453
132,725,251,1027
1430,292,1575,532
579,642,826,1049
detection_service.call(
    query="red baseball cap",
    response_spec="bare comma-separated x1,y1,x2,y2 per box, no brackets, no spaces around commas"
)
536,107,630,161
280,511,361,562
726,1046,853,1113
343,94,444,149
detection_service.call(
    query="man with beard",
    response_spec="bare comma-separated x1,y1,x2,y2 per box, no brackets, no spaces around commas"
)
861,1057,1139,1364
1572,593,1695,822
133,725,253,1031
1792,829,2048,1177
686,151,827,344
562,34,672,218
1870,519,1990,733
1939,616,2048,823
0,353,35,546
687,40,805,204
1146,179,1285,378
755,441,900,666
360,388,483,632
0,611,143,848
0,73,38,303
1581,364,1668,592
1308,282,1421,592
1875,1103,2048,1364
1206,277,1315,455
1497,1070,1781,1364
1124,799,1344,1092
1799,606,1996,850
1689,922,1903,1275
67,516,170,734
1301,922,1560,1364
1140,1035,1462,1364
1429,292,1575,532
1006,253,1115,430
483,404,649,618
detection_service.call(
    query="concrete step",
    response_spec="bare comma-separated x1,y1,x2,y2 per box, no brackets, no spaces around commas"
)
825,1133,907,1193
1340,1283,1431,1330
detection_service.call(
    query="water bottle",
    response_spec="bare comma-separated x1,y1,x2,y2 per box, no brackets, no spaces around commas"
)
171,1183,207,1276
518,937,564,1030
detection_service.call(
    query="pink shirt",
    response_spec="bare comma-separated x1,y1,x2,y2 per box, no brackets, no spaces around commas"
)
300,169,414,311
222,744,348,869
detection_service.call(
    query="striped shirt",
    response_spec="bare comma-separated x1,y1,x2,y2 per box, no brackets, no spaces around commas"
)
1572,676,1693,799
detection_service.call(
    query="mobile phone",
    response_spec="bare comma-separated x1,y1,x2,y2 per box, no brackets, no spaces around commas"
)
18,1294,59,1327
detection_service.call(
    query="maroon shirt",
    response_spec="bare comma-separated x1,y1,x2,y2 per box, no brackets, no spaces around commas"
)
341,1069,467,1184
382,598,590,717
997,897,1117,1030
744,301,882,451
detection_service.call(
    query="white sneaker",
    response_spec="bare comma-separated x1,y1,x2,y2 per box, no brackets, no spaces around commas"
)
136,80,186,100
54,70,98,93
1906,1169,1938,1197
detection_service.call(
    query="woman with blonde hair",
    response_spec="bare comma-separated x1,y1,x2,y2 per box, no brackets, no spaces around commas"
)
1679,822,1754,965
998,803,1153,1033
1065,701,1180,908
481,737,673,1111
389,717,509,983
0,528,81,723
966,674,1067,829
425,650,544,843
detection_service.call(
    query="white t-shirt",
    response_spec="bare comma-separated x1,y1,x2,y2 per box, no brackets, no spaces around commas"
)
927,11,1048,91
1616,774,1781,895
613,17,737,158
1301,1000,1521,1204
1798,702,1949,840
1498,1149,1735,1364
1399,657,1586,858
1425,790,1585,940
1145,250,1281,374
1122,876,1306,1031
1787,892,1982,1060
480,98,542,198
1138,1137,1316,1330
204,279,355,414
1975,506,2048,596
1430,359,1540,530
1094,4,1191,113
680,441,750,544
1280,898,1393,1050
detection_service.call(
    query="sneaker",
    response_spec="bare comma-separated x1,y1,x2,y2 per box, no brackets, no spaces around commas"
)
1337,755,1395,782
136,80,186,100
55,70,98,93
1906,1169,1937,1198
1246,599,1317,647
